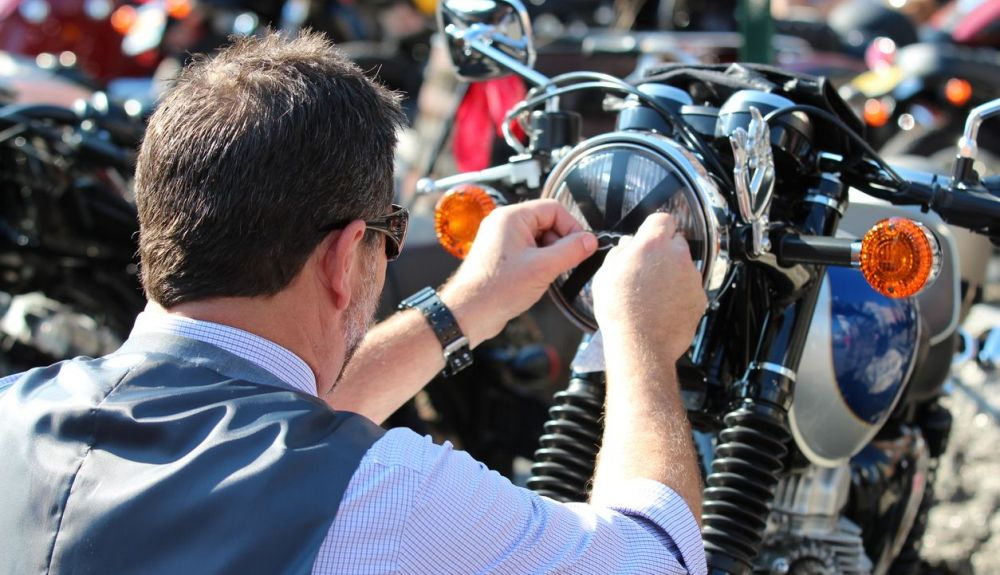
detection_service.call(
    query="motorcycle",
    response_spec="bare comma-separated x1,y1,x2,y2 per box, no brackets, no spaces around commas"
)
842,5,1000,167
420,1,1000,573
840,0,1000,326
0,0,164,83
0,54,144,375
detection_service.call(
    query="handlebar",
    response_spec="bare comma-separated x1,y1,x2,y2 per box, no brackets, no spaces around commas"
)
908,179,1000,239
0,104,134,169
833,155,1000,240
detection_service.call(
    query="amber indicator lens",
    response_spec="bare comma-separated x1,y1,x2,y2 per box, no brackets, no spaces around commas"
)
167,0,193,19
945,78,973,107
859,217,940,298
435,185,497,259
110,5,137,34
863,98,891,127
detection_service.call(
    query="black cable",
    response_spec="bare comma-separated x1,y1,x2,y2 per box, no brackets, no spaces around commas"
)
642,93,734,190
762,104,906,186
507,80,734,189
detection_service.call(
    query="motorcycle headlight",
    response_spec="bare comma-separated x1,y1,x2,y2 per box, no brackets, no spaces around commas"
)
541,132,730,331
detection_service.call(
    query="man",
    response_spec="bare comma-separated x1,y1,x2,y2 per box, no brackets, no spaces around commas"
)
0,32,708,574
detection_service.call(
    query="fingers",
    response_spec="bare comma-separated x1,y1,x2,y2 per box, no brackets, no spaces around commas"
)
605,214,696,273
532,231,598,279
635,212,677,242
540,230,561,247
671,233,695,264
504,199,585,239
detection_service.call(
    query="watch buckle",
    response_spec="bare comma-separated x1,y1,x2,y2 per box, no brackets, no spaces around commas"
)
443,336,470,357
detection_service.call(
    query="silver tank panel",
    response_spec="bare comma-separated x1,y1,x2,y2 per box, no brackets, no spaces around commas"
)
790,268,920,468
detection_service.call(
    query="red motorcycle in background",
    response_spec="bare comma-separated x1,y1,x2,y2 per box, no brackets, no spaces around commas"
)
0,0,175,82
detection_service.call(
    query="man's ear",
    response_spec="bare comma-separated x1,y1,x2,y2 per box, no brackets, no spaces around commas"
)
320,220,367,312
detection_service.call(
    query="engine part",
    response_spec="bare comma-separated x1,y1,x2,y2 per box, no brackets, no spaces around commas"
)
762,465,873,575
845,425,930,574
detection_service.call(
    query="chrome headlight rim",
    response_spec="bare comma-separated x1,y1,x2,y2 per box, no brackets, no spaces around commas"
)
540,131,731,332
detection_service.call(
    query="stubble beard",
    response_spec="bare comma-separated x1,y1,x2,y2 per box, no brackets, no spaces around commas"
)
337,254,381,383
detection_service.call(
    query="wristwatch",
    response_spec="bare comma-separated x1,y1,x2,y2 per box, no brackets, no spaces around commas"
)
399,287,473,377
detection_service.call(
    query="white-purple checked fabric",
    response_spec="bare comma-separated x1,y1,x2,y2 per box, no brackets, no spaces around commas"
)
1,312,708,574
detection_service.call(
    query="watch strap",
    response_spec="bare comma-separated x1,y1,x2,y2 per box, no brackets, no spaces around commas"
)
399,287,473,377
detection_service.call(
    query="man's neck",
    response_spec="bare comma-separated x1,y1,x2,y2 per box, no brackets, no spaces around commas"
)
147,293,345,395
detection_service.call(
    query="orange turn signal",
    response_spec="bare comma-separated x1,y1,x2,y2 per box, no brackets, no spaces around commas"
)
434,185,497,259
945,78,972,107
166,0,192,19
863,98,891,128
110,5,137,35
859,218,940,298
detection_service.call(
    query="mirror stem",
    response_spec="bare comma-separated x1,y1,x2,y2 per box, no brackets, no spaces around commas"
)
465,39,551,88
955,99,1000,184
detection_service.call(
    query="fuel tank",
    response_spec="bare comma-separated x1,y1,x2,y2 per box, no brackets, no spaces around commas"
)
790,267,921,468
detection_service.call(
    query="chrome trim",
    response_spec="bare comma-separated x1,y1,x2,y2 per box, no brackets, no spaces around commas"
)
957,98,1000,161
439,0,544,85
443,335,470,356
540,131,731,314
750,361,797,382
416,158,543,194
850,241,862,268
917,220,943,286
727,107,775,257
803,194,846,216
462,29,549,87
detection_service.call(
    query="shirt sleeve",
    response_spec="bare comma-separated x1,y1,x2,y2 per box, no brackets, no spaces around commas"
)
0,372,22,395
313,427,706,575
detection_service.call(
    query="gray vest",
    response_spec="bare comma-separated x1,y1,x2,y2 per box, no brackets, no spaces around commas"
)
0,333,385,574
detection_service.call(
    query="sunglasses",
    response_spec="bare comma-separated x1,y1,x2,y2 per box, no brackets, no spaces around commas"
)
321,204,409,261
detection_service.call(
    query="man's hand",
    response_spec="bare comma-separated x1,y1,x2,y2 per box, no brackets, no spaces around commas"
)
589,212,707,519
328,199,594,422
440,199,597,347
592,212,707,361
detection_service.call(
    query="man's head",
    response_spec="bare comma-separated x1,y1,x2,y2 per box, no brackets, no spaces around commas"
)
136,31,405,309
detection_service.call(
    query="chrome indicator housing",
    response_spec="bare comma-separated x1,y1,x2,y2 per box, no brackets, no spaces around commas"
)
540,131,731,331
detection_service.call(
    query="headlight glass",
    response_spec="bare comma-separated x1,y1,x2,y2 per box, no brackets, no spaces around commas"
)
543,142,710,331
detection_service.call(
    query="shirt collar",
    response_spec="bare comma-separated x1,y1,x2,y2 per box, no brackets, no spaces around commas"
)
130,311,318,397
